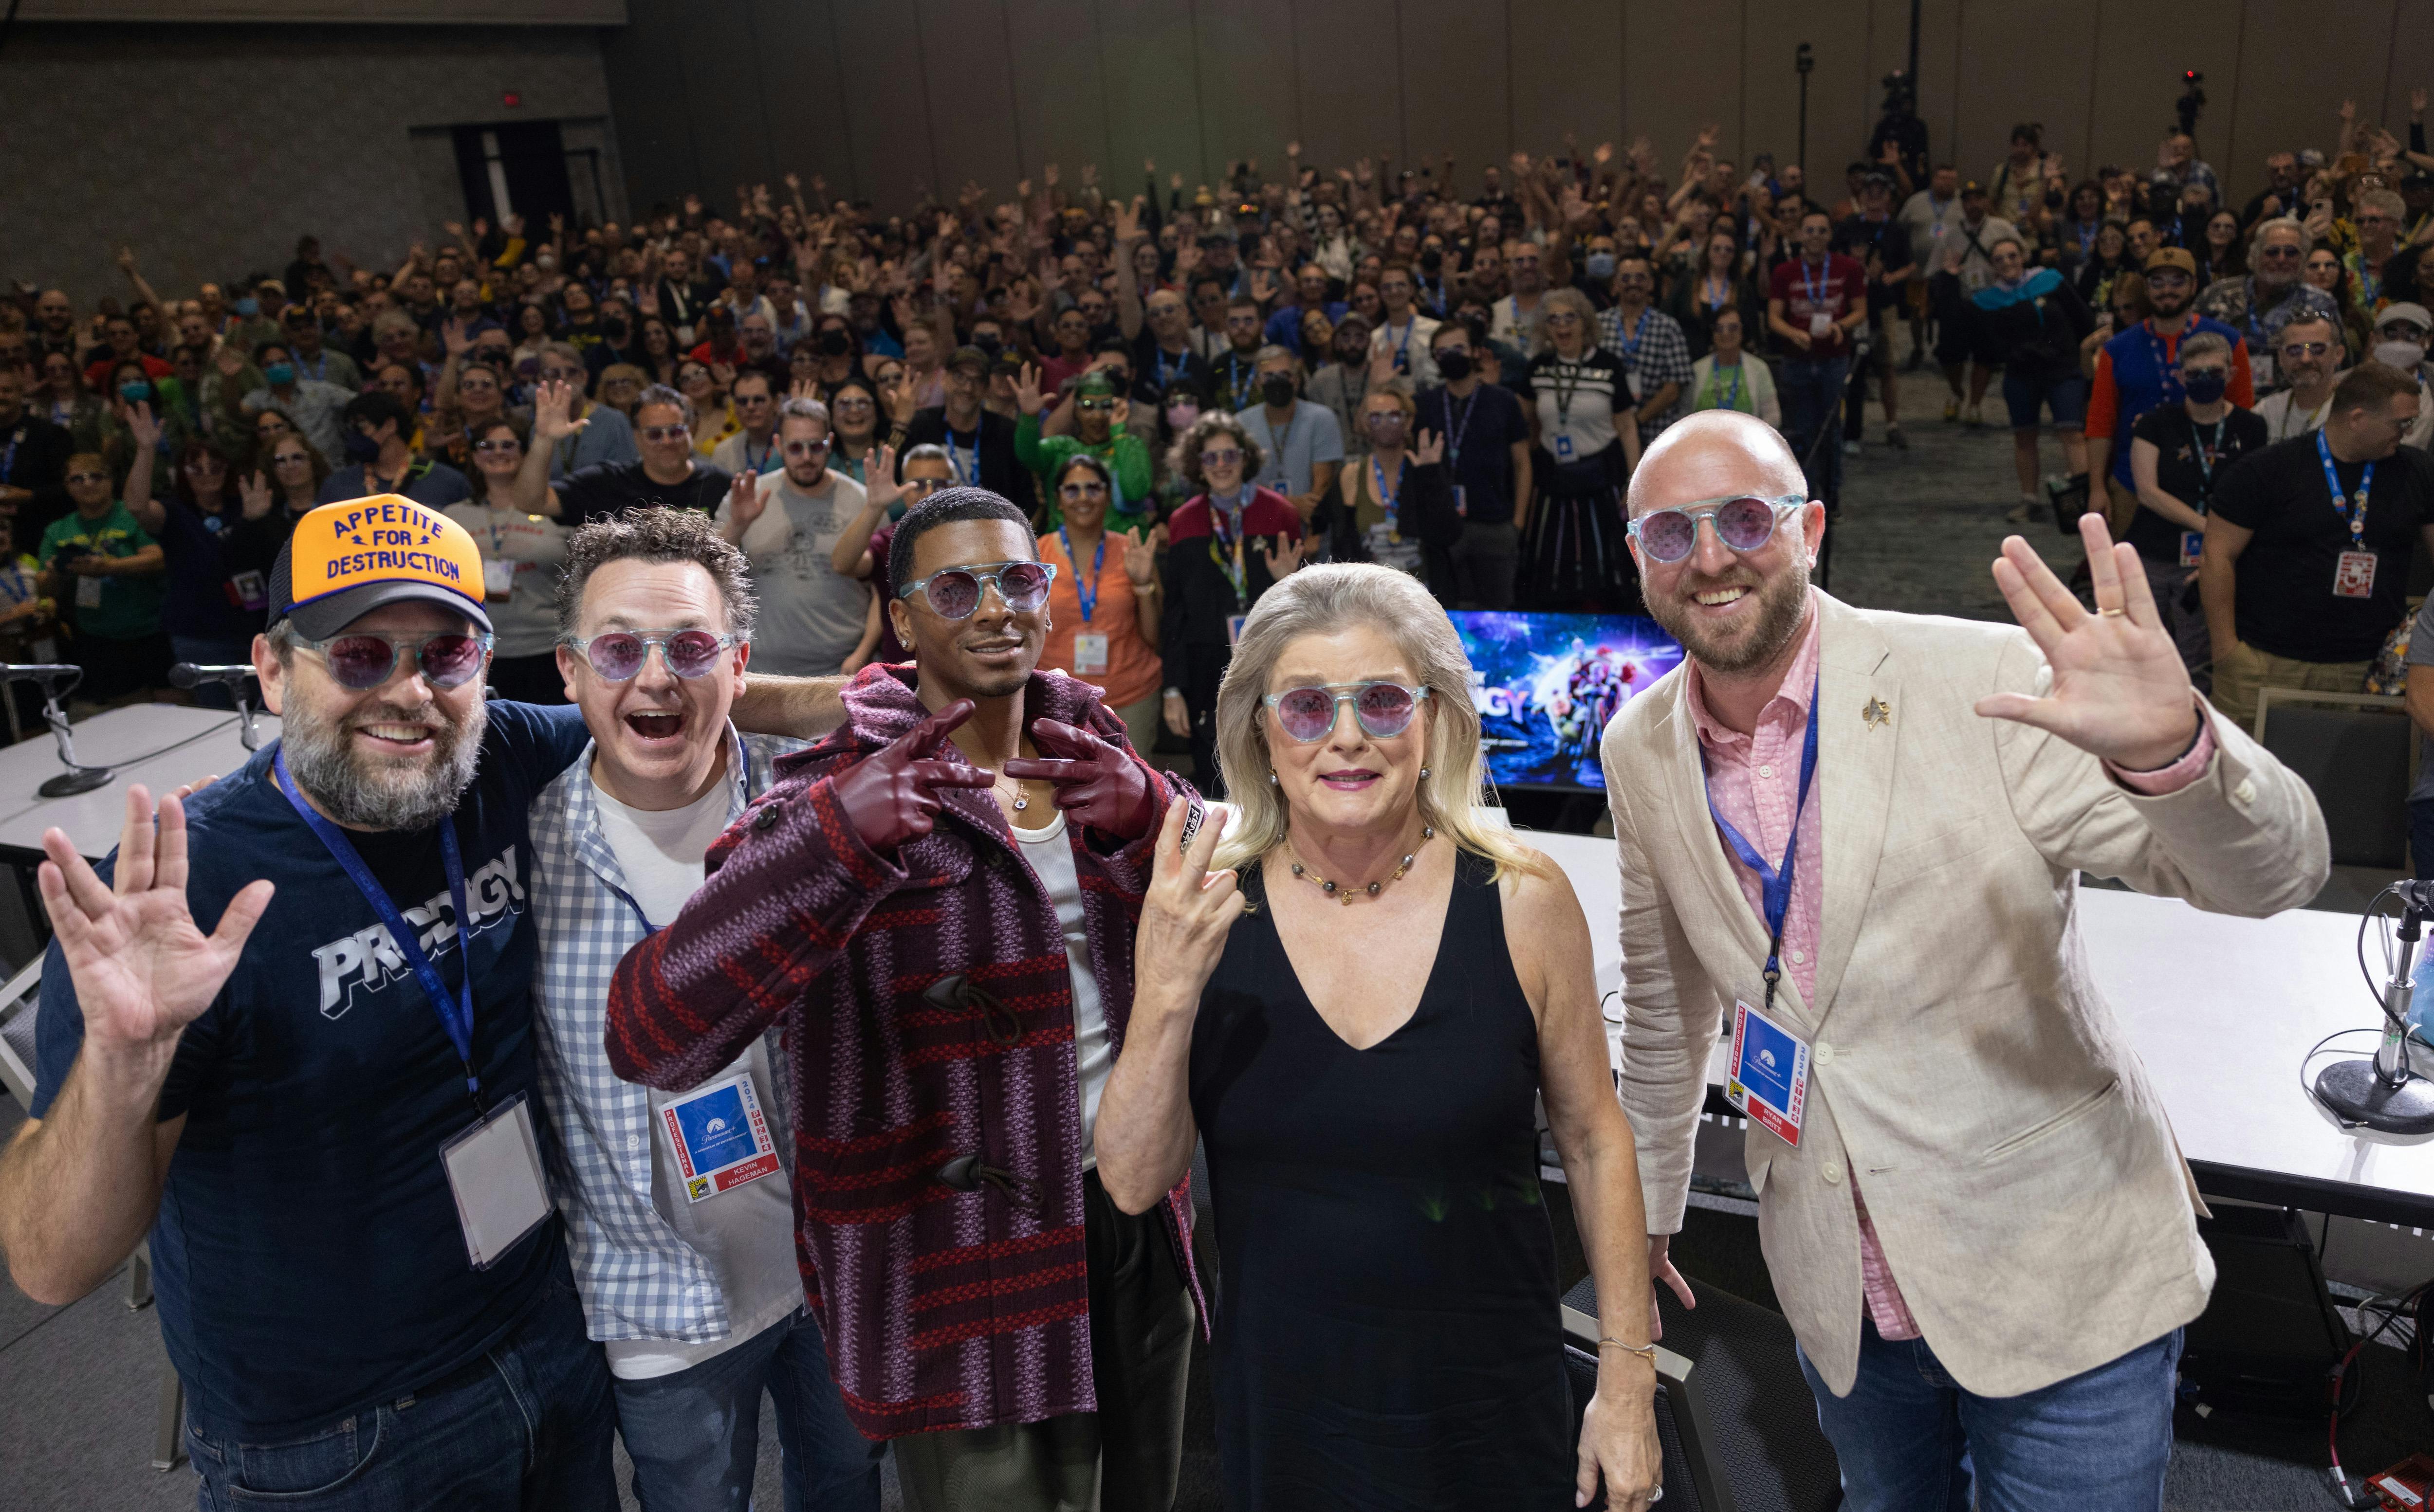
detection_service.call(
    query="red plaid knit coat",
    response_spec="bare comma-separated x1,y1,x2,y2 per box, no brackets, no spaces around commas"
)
604,664,1205,1439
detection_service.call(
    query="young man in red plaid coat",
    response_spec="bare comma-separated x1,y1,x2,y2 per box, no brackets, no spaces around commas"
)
607,485,1205,1511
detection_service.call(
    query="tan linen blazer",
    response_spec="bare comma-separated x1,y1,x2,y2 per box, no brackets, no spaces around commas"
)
1602,590,2329,1398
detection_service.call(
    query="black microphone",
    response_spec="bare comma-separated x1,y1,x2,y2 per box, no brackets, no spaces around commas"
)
0,662,83,695
169,663,258,691
2395,880,2434,916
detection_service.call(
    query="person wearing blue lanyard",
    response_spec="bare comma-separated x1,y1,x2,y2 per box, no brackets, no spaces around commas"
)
2123,332,2265,686
900,346,1038,519
528,508,884,1511
2202,362,2434,730
1609,409,2329,1512
0,496,851,1510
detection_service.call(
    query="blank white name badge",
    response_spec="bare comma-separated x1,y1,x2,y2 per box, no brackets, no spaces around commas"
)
1725,1000,1810,1148
439,1093,553,1270
1071,632,1109,675
483,558,517,598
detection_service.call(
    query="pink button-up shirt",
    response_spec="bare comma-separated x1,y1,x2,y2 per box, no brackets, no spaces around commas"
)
1684,591,2215,1342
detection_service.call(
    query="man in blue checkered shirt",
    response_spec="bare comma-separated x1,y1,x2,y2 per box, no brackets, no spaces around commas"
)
527,506,882,1510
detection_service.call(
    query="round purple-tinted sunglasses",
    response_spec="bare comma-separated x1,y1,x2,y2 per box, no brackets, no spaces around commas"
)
896,561,1057,619
1627,493,1806,565
561,628,738,681
1263,682,1430,743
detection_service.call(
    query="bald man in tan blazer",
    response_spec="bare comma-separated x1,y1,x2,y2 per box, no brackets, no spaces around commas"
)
1603,412,2327,1512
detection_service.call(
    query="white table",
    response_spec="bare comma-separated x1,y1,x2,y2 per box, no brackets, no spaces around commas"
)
1524,827,2434,1226
0,704,277,864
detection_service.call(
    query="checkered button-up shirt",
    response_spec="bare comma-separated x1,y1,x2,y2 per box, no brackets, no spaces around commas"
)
1595,303,1696,444
529,728,802,1344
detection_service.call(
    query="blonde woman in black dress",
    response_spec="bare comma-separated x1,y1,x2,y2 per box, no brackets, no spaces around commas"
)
1098,564,1663,1511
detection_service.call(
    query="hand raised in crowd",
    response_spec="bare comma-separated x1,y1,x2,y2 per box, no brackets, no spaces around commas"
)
827,698,996,854
1133,800,1243,1007
1255,534,1304,578
1413,427,1446,466
722,469,767,536
882,371,920,427
1116,525,1156,586
1014,362,1046,418
238,471,274,522
125,400,160,451
859,444,905,514
1976,512,2201,772
1004,719,1159,840
442,316,472,358
37,786,275,1069
214,342,246,379
531,379,590,443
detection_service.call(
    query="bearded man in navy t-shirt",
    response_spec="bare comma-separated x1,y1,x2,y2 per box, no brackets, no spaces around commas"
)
0,495,839,1507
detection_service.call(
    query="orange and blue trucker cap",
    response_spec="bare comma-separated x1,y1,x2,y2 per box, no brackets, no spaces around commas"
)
267,495,492,640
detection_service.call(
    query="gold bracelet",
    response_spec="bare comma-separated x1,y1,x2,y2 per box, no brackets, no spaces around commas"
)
1598,1338,1657,1362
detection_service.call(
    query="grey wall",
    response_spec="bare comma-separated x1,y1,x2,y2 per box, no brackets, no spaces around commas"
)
0,24,624,306
603,0,2434,221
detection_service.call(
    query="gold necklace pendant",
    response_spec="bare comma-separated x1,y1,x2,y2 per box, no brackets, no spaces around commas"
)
1287,825,1436,905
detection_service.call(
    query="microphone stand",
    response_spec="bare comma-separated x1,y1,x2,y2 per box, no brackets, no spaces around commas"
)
2314,889,2434,1134
0,664,112,798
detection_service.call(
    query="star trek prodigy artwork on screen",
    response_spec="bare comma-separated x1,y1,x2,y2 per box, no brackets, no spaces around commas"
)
1452,613,1686,791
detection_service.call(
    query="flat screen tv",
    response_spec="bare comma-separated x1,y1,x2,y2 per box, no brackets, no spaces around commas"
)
1451,612,1686,792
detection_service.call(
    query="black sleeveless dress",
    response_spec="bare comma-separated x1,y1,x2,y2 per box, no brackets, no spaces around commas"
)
1188,851,1572,1511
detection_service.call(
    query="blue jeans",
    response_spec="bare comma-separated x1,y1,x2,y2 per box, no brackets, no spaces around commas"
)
1797,1318,2181,1512
1779,355,1851,502
186,1273,616,1510
613,1307,883,1512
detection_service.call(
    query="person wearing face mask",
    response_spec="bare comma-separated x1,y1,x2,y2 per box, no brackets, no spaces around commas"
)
1150,382,1206,511
1017,369,1154,535
1418,321,1533,611
1162,412,1305,793
239,340,352,466
1310,387,1462,603
319,391,473,509
2120,333,2267,686
2202,363,2434,729
2086,248,2254,533
1234,346,1345,523
2368,303,2434,451
1305,312,1378,459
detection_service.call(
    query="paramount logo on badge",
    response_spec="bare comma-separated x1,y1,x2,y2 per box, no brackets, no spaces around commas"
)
660,1073,782,1203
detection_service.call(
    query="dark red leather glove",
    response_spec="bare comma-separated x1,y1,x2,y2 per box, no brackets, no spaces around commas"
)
829,699,996,854
1002,717,1160,841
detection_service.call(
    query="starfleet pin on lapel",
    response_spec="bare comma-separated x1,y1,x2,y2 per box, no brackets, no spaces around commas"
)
1862,695,1892,730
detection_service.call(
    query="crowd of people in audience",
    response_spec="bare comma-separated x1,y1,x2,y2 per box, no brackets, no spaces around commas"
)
2,92,2434,771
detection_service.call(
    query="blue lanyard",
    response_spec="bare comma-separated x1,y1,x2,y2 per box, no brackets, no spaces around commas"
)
274,749,483,1112
1058,526,1105,623
0,430,18,483
1617,307,1651,361
1390,318,1416,366
1700,682,1820,1015
2318,429,2372,541
1798,257,1831,309
297,350,327,383
1439,388,1478,469
2142,322,2185,405
1156,346,1189,386
743,435,773,474
1371,454,1404,524
1716,362,1744,411
945,430,978,485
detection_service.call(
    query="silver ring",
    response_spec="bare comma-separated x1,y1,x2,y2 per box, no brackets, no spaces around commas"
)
1652,1487,1665,1504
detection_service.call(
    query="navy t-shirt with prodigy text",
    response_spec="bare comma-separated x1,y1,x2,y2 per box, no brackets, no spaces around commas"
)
31,700,591,1440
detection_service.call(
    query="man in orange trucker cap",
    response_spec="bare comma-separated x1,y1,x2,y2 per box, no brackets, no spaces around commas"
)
0,495,847,1509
